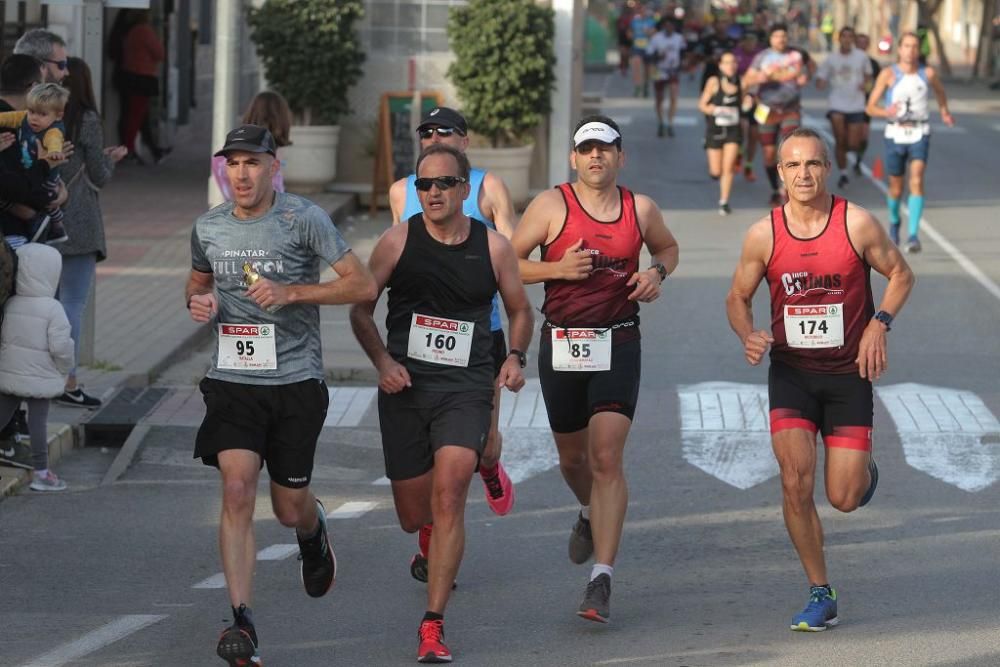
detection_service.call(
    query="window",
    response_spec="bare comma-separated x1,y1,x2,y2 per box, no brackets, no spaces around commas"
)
361,0,466,56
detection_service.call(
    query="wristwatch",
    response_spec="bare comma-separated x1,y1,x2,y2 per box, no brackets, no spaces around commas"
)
649,262,667,282
508,349,526,368
873,310,893,331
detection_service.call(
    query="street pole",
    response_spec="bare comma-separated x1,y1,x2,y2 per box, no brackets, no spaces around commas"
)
209,0,241,207
548,0,583,188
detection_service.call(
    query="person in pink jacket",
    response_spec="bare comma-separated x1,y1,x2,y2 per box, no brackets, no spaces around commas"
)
0,243,74,490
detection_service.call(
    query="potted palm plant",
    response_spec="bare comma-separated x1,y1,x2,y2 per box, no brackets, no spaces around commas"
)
247,0,365,191
447,0,556,206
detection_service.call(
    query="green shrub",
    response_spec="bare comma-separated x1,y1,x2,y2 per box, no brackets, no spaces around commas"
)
247,0,365,125
447,0,556,148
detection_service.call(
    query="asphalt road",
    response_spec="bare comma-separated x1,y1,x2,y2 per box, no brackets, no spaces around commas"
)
3,70,1000,667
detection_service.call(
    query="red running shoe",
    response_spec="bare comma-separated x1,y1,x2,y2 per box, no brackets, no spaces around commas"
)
481,461,515,516
417,619,452,663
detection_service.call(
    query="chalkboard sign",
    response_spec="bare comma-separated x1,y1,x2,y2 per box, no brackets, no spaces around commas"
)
371,91,443,212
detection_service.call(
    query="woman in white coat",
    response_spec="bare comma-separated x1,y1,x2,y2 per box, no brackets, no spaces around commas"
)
0,243,74,490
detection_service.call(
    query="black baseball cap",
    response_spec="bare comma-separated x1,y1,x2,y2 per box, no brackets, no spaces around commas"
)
417,107,468,135
214,124,277,157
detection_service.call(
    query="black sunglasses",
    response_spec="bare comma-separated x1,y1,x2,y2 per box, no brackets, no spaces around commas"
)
44,58,68,71
414,176,467,192
417,127,461,139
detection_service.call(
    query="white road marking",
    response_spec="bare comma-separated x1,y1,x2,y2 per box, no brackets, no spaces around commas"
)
804,115,1000,305
679,382,778,490
328,500,378,519
878,383,1000,492
497,428,558,484
20,614,167,667
256,543,299,560
325,387,377,427
372,476,391,486
192,573,227,589
993,123,1000,133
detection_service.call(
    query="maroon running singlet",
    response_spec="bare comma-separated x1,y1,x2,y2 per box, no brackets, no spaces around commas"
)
541,183,642,341
766,195,874,374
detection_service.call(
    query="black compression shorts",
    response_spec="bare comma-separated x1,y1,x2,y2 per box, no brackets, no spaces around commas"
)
768,360,873,451
538,334,641,433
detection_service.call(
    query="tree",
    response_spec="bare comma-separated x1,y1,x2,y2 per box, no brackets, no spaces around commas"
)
914,0,952,76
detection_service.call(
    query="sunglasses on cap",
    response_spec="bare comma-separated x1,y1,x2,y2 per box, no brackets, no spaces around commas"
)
44,58,68,71
417,127,461,139
414,176,467,191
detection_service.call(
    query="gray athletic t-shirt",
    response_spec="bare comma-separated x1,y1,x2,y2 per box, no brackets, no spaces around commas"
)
191,192,350,385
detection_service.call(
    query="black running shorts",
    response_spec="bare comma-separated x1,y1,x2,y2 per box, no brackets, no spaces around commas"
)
768,360,873,451
538,335,641,433
194,377,329,488
377,388,493,480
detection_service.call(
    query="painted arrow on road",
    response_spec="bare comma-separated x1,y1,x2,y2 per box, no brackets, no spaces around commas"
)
878,383,1000,492
679,382,778,490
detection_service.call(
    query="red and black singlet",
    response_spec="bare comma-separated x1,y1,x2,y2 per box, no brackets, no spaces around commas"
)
766,195,874,374
541,183,643,341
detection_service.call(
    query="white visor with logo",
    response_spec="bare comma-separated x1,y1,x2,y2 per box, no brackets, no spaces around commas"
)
573,122,621,147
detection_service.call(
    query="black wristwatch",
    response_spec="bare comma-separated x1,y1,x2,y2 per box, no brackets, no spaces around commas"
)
873,310,893,331
508,349,526,368
649,262,667,282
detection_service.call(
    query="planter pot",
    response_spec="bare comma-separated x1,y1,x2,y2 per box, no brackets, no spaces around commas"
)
282,125,341,193
465,144,535,209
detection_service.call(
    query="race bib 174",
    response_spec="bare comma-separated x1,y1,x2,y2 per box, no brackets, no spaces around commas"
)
783,304,845,349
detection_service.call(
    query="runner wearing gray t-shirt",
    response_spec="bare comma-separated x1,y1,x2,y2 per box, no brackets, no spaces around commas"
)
185,125,375,667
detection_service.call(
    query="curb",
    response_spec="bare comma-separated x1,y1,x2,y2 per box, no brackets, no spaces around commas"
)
0,422,77,498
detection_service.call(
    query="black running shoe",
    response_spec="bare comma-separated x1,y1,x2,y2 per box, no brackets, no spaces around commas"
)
577,573,612,623
837,174,849,189
297,499,336,598
217,606,261,666
769,190,784,207
410,553,429,583
56,388,102,409
568,512,594,564
859,458,879,507
666,125,675,137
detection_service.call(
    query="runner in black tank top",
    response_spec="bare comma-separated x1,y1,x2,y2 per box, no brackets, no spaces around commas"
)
727,128,913,633
350,144,534,663
698,51,744,215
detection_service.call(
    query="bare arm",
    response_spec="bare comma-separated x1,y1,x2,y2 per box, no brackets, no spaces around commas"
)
725,218,774,365
848,205,915,380
249,251,376,311
698,77,720,115
926,67,955,126
626,195,679,302
389,177,408,225
349,225,412,393
481,171,517,239
186,269,217,323
865,68,894,118
510,189,592,284
488,231,533,391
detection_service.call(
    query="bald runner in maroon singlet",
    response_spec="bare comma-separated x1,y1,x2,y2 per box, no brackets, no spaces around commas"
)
727,128,914,632
513,115,679,624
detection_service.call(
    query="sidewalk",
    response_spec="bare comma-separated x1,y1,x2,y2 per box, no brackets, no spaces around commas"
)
0,106,389,497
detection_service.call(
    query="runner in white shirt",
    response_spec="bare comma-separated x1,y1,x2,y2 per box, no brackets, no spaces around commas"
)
646,18,687,138
816,27,872,189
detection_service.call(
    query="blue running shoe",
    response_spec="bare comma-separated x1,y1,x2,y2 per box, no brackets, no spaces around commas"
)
790,586,839,631
859,458,878,507
889,224,900,246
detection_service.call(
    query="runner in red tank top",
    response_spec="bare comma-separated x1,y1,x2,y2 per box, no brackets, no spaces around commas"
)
512,115,679,624
727,128,913,632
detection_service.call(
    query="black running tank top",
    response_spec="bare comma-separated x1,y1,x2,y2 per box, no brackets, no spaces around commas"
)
386,214,498,391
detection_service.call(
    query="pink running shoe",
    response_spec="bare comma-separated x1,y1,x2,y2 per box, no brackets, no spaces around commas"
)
481,461,515,516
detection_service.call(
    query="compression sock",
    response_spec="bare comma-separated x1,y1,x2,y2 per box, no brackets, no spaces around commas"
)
766,165,780,191
907,194,924,238
887,196,902,227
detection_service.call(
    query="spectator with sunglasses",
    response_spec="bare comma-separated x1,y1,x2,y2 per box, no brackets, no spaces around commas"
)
389,106,519,530
351,143,533,663
13,29,67,84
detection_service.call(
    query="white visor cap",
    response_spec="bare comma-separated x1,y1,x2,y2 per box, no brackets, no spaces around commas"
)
573,122,621,147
